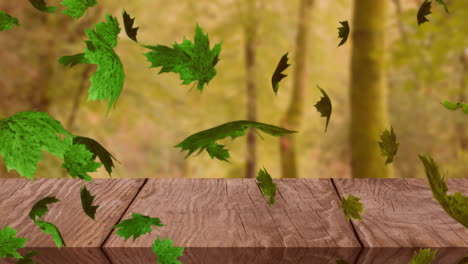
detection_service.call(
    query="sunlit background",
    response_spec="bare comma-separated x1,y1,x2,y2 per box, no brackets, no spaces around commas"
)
0,0,467,179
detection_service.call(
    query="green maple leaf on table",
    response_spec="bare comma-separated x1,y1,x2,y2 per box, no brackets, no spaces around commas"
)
144,24,222,92
0,226,28,259
28,196,60,221
378,127,400,165
151,237,184,264
58,14,124,115
16,250,41,264
122,10,139,42
34,220,66,248
113,213,165,241
314,86,332,132
337,21,349,47
417,0,432,25
0,11,20,31
73,136,119,176
341,194,364,221
80,185,99,220
256,168,277,206
409,248,437,264
175,120,296,162
419,155,468,228
29,0,57,13
441,100,468,114
271,52,290,95
60,0,97,19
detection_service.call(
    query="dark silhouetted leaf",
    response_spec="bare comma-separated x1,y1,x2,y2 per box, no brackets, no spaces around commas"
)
122,9,139,42
271,52,290,95
28,196,60,221
73,136,119,176
314,86,332,132
29,0,57,13
417,0,432,25
337,21,349,47
80,185,99,220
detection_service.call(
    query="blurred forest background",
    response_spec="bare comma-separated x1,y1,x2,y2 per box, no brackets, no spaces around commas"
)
0,0,467,179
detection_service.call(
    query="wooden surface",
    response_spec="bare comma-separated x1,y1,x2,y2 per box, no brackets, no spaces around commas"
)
0,178,467,264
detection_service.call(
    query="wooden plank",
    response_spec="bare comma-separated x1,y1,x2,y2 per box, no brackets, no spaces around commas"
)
0,178,145,263
0,248,110,264
332,178,468,263
103,178,360,264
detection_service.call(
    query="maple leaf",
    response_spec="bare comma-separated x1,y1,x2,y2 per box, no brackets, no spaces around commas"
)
60,0,97,19
435,0,448,13
175,120,296,162
0,111,72,180
73,135,119,176
314,86,332,132
33,220,66,248
122,9,139,42
409,248,437,264
417,0,432,25
0,11,20,31
28,196,60,221
256,168,277,206
341,194,364,220
337,21,349,47
113,213,165,241
16,250,41,264
378,127,400,165
144,24,222,92
80,185,99,220
57,53,88,68
151,237,184,264
61,139,102,182
29,0,57,13
419,155,468,228
0,226,28,259
441,100,468,114
271,52,290,95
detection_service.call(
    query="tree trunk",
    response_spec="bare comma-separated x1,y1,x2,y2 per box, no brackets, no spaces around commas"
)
457,49,468,150
279,0,314,178
350,0,392,178
244,0,259,178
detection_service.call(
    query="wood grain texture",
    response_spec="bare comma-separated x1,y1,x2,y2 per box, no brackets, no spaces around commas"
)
356,247,468,264
0,178,145,248
0,248,110,264
332,178,468,263
103,178,360,263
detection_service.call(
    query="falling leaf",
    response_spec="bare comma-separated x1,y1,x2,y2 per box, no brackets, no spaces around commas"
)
378,127,400,165
256,168,277,206
122,9,139,42
314,86,332,132
337,21,349,47
271,52,290,95
0,226,28,259
61,140,101,182
435,0,448,13
57,53,88,68
29,0,57,13
441,100,468,114
33,220,66,248
28,196,60,221
60,0,97,19
0,11,20,31
73,136,119,176
417,0,432,25
80,185,99,220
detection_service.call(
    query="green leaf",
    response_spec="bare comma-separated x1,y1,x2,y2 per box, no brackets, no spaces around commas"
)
0,11,20,31
60,0,97,19
0,111,73,180
0,226,28,259
28,196,60,221
341,194,364,220
16,251,41,264
29,0,57,13
33,220,66,248
61,140,102,182
122,9,139,42
80,185,99,220
175,120,297,162
417,0,432,25
113,213,165,241
337,21,349,47
73,136,119,176
151,237,184,264
441,100,468,114
58,53,89,68
256,168,277,206
271,52,290,95
378,127,400,165
409,248,437,264
82,14,124,115
419,155,468,228
144,24,222,92
314,86,332,132
435,0,448,13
